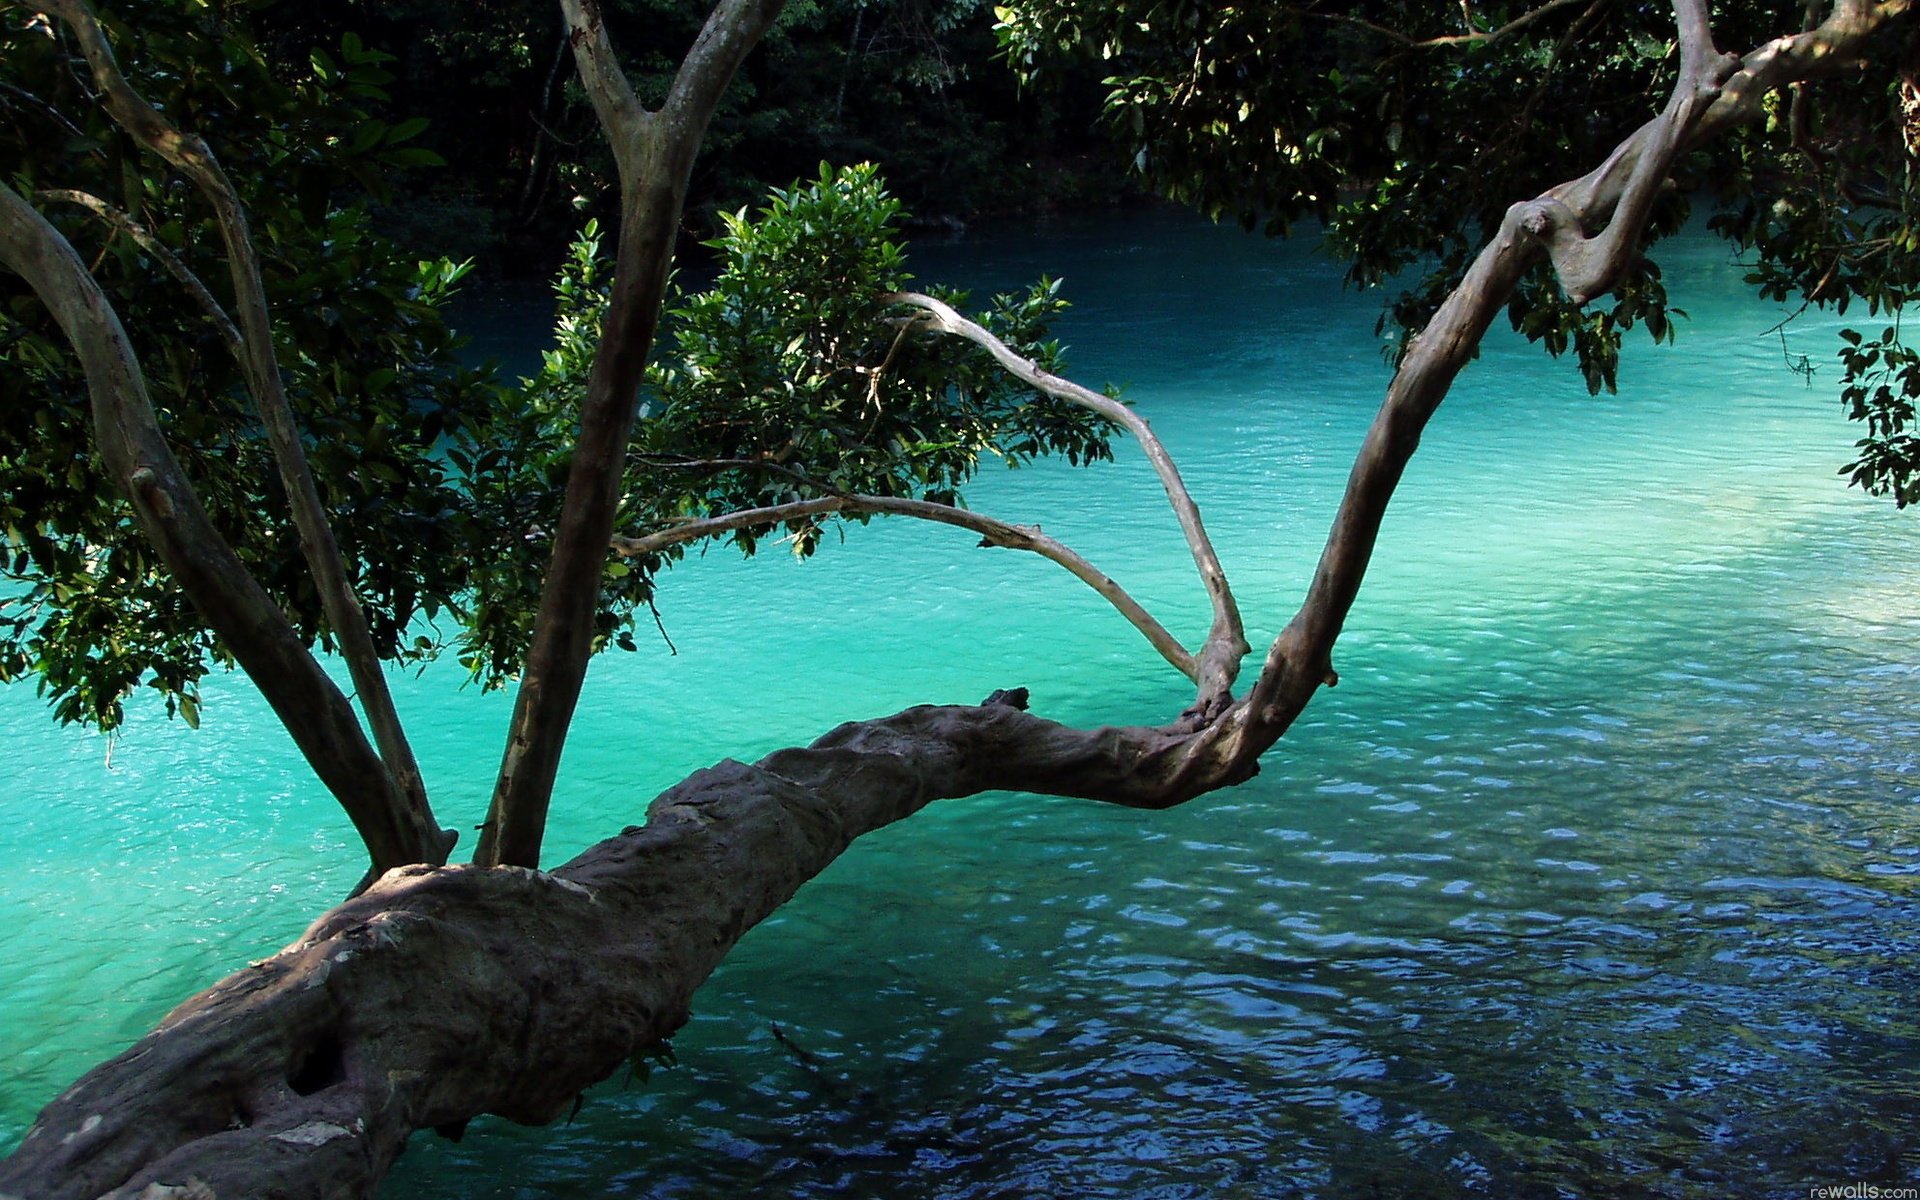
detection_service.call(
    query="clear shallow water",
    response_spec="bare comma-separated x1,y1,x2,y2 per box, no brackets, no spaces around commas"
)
3,211,1917,1198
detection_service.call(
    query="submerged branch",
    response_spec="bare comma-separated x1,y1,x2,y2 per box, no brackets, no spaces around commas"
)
613,494,1198,680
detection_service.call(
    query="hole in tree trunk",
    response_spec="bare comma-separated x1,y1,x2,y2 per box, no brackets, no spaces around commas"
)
288,1030,347,1096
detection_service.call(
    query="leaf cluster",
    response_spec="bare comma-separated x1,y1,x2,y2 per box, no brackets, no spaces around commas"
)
1,2,487,728
996,0,1920,493
452,162,1113,684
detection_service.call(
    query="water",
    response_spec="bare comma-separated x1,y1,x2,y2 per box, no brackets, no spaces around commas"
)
3,211,1917,1198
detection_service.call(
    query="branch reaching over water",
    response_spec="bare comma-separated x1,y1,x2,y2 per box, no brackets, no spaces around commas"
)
613,494,1198,680
39,0,450,866
885,290,1248,713
1235,0,1915,756
0,180,439,877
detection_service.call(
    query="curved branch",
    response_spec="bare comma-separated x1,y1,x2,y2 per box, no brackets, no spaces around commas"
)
884,291,1249,712
612,495,1199,680
1234,0,1916,757
0,181,434,877
35,187,242,353
0,693,1258,1200
41,0,450,864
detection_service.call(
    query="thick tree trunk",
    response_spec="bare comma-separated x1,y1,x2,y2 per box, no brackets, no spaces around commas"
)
0,693,1254,1200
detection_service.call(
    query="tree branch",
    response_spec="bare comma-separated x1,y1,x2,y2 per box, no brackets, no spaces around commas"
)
662,0,788,131
612,495,1199,680
558,0,649,177
884,290,1249,714
1308,0,1590,51
478,0,791,870
0,694,1257,1200
35,187,242,353
1232,0,1915,760
40,0,451,865
0,180,435,877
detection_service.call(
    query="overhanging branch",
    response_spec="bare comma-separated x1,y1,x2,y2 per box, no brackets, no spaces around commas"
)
885,290,1249,712
1234,0,1915,757
613,494,1199,681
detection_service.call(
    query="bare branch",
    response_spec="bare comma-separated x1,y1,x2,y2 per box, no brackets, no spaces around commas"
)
662,0,787,129
35,188,241,353
39,0,450,864
1516,1,1740,303
1308,0,1590,51
884,290,1249,712
558,0,648,177
480,0,790,870
612,495,1199,680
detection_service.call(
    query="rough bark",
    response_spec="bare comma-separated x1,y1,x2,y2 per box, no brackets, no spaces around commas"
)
0,692,1253,1200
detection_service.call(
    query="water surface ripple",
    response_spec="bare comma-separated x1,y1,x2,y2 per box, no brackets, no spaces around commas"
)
4,213,1917,1198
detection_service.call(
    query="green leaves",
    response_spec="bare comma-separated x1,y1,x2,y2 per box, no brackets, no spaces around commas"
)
449,163,1113,688
1836,326,1920,507
1,1,489,730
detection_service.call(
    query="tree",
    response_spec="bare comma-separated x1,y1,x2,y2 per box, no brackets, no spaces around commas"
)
0,1,1914,1197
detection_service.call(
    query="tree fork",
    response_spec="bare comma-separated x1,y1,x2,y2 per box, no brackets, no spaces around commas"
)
477,0,791,870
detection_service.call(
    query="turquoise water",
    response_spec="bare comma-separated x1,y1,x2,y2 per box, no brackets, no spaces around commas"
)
4,211,1917,1197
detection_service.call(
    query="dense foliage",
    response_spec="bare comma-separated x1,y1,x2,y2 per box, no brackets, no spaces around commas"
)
0,3,490,727
0,4,1110,725
996,0,1920,502
247,0,1130,267
456,163,1110,684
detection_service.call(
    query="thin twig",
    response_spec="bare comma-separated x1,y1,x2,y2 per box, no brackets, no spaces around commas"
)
613,494,1198,680
35,188,241,353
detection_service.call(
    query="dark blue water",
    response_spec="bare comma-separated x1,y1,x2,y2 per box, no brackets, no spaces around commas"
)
4,211,1916,1198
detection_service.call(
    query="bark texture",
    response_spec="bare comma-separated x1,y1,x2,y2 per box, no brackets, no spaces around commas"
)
0,693,1249,1200
4,4,1912,1199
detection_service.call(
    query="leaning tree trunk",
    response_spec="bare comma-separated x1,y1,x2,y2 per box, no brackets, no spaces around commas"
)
0,693,1253,1200
3,5,1907,1200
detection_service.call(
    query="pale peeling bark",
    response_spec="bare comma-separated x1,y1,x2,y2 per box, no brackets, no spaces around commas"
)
886,291,1250,714
613,493,1199,679
38,0,450,864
